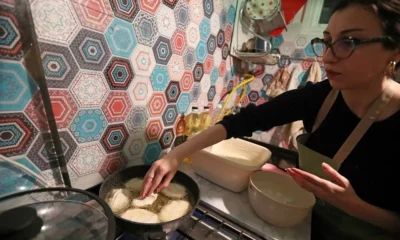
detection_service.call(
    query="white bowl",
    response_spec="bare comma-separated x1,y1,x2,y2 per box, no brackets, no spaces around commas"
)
248,170,315,227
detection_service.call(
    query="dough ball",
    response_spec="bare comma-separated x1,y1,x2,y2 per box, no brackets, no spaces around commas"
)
109,189,131,213
125,178,143,191
121,208,160,224
132,193,158,208
161,183,187,199
158,200,191,222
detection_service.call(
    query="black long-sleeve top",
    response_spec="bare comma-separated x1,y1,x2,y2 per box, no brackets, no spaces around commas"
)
218,80,400,213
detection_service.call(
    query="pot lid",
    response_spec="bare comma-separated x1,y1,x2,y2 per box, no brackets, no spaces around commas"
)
0,188,115,240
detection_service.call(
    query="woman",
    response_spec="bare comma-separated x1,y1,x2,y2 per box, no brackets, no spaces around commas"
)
142,0,400,239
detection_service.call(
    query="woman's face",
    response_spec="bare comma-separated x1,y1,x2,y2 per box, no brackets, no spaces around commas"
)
323,4,400,90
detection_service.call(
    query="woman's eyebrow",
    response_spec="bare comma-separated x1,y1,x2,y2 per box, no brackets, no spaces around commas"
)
323,28,366,35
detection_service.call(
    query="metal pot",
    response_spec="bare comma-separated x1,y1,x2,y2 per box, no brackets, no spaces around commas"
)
99,165,200,239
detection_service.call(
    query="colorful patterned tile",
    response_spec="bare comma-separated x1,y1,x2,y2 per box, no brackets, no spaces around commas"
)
0,5,22,60
210,67,219,84
249,76,263,91
153,36,172,65
207,85,216,101
31,0,80,44
159,128,174,149
186,22,200,49
197,92,208,109
69,142,106,177
183,47,196,70
70,28,111,71
219,60,226,77
130,44,156,76
203,0,213,18
279,41,296,56
39,42,79,89
199,18,211,41
305,42,322,57
102,91,132,123
101,123,128,153
189,0,204,25
227,5,236,25
204,55,214,75
207,35,217,55
162,104,178,127
145,119,163,141
171,29,187,56
156,4,177,38
214,48,222,68
128,76,151,105
25,90,78,131
143,142,161,165
225,25,232,43
69,109,108,143
295,36,308,48
209,12,220,36
109,0,139,22
124,132,146,160
227,80,233,92
217,30,225,48
71,71,108,108
104,57,134,90
99,152,127,178
125,106,149,134
190,83,201,102
0,157,40,196
27,131,77,171
278,55,292,68
0,113,38,157
105,18,137,58
248,90,260,102
222,43,229,60
214,0,223,14
167,54,185,80
162,0,177,9
0,61,38,112
133,11,159,46
200,74,210,93
71,0,113,33
219,9,227,30
147,93,167,117
139,0,161,14
193,62,204,82
180,71,194,92
196,40,207,63
174,1,189,30
150,65,169,91
261,73,273,86
271,35,284,49
177,93,191,113
165,81,181,103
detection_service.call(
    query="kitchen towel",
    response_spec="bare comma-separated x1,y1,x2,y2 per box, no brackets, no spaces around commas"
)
263,65,290,98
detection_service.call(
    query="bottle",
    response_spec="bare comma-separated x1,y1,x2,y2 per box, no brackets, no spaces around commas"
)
198,106,212,131
212,103,223,125
184,107,200,137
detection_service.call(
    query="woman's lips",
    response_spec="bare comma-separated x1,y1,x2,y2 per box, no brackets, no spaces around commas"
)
325,69,341,77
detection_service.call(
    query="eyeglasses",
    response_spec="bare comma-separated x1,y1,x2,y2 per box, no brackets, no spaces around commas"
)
311,36,390,59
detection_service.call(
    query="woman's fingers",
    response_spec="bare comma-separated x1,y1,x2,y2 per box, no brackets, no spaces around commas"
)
141,165,158,198
321,163,349,188
157,171,175,192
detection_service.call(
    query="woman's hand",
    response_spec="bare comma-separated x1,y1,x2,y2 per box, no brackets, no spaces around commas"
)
286,162,361,212
140,154,182,198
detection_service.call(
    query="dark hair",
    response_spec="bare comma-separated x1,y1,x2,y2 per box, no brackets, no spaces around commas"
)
333,0,400,50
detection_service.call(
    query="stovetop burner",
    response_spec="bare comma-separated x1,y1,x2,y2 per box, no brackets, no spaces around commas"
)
116,201,268,240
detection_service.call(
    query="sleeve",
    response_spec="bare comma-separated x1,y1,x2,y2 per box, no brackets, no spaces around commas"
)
218,81,329,139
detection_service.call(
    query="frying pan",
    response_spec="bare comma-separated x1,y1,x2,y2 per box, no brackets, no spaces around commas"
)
99,165,200,239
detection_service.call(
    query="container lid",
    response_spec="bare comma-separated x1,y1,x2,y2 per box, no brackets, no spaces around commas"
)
0,188,115,240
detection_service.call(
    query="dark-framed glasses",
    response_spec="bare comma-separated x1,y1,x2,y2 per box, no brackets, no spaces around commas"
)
311,36,390,59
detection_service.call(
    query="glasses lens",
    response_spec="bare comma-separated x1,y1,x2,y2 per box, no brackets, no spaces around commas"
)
333,39,355,58
312,41,326,57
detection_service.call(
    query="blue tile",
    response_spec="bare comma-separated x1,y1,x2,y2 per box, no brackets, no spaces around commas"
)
196,40,207,63
228,5,236,25
143,142,162,165
106,18,138,58
199,18,211,41
177,93,191,113
150,65,170,91
211,67,219,84
69,109,108,143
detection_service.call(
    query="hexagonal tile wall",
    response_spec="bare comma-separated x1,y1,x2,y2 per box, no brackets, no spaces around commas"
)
196,40,207,63
31,0,80,44
207,85,216,101
140,0,161,14
222,43,229,60
167,54,185,80
210,67,219,84
71,71,109,108
38,42,79,89
143,142,162,165
148,93,167,117
69,142,106,177
219,9,227,30
180,71,194,92
292,49,306,62
199,18,211,41
124,133,146,159
101,124,128,153
183,47,196,70
174,1,190,30
69,109,108,143
151,65,170,91
99,152,127,178
210,12,220,35
189,0,204,25
193,63,204,82
305,42,322,57
203,0,213,18
25,90,78,131
278,55,292,68
0,61,38,112
71,0,113,33
186,22,200,49
207,35,217,55
225,25,233,43
109,0,139,22
219,60,226,77
130,44,156,77
129,76,150,105
0,5,23,60
204,55,214,74
145,119,163,142
159,128,175,149
153,36,173,65
104,57,134,90
295,36,308,48
69,28,111,71
0,113,38,157
105,18,137,58
125,106,149,134
157,4,177,38
227,5,236,25
279,41,296,56
27,131,77,171
171,29,187,56
162,104,178,127
217,30,225,48
165,81,181,103
248,90,260,103
163,0,178,9
102,91,132,123
133,11,159,47
190,83,201,102
177,93,191,113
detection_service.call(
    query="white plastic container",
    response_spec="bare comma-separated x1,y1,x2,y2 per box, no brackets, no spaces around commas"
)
191,138,272,192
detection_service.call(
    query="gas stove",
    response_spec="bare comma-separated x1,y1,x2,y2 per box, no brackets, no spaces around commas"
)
115,201,269,240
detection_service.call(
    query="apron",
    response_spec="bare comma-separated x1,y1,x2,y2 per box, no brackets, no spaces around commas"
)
296,83,397,240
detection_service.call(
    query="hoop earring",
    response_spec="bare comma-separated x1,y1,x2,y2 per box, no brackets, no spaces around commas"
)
385,61,397,79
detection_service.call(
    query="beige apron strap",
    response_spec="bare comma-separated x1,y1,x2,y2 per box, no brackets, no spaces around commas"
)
312,89,340,133
333,84,395,163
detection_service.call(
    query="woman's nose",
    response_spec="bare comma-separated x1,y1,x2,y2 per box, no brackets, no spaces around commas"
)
322,46,339,64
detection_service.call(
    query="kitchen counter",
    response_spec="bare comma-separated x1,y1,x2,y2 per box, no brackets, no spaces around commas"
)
179,163,311,240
